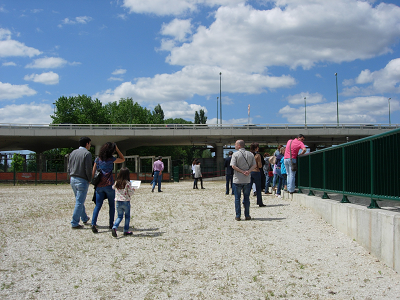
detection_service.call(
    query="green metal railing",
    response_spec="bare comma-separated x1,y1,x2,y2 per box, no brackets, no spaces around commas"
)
298,128,400,208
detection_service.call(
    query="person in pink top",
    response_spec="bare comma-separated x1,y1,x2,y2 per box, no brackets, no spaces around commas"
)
283,134,307,194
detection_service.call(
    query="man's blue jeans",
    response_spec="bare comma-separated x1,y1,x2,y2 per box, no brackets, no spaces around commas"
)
250,171,263,205
233,182,251,218
152,171,162,192
112,201,131,232
225,174,233,194
264,172,271,193
91,185,115,228
70,176,90,227
284,158,296,193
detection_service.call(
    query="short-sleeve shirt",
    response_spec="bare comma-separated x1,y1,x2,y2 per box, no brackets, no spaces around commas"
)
95,157,117,187
230,148,256,184
284,139,305,159
112,181,134,201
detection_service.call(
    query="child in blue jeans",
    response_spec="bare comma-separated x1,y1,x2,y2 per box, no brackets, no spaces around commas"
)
111,168,135,237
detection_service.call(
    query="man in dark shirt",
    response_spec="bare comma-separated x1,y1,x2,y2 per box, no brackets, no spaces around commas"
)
67,137,92,229
224,151,234,195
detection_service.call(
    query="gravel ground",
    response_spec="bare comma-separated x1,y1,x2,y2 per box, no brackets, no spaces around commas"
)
1,181,400,300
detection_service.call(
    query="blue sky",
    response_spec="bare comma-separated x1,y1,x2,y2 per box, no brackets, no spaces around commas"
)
1,0,400,125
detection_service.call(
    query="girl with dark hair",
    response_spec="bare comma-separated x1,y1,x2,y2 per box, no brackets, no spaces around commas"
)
111,167,134,237
91,142,125,233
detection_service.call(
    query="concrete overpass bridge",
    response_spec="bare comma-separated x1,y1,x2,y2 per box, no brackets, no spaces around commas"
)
0,123,398,166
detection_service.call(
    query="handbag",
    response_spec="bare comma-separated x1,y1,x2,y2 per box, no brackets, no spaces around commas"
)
91,168,101,186
289,139,297,171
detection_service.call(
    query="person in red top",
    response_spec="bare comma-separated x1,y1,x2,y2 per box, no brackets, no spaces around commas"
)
283,134,307,194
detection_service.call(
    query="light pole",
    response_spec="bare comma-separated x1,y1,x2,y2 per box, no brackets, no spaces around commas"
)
219,72,222,125
388,97,391,125
335,73,339,126
304,97,307,126
216,97,219,125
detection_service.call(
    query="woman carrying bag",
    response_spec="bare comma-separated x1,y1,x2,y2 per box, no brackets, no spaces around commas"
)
91,142,125,233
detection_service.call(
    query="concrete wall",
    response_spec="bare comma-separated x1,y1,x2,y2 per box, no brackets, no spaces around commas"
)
286,191,400,273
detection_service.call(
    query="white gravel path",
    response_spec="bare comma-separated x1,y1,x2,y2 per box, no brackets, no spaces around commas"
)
1,181,399,299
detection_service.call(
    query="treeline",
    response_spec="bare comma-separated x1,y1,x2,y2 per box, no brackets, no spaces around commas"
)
50,95,211,162
51,95,206,125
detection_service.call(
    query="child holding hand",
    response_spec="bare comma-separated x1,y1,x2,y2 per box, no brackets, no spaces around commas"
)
111,168,134,237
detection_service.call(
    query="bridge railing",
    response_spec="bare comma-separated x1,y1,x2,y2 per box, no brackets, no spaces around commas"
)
0,123,399,130
297,127,400,208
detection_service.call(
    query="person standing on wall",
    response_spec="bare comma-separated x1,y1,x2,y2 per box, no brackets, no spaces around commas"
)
68,137,92,229
284,134,306,194
230,140,257,221
224,151,234,195
152,156,164,192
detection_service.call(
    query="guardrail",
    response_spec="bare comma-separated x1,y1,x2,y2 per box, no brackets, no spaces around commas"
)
0,123,399,130
297,127,400,208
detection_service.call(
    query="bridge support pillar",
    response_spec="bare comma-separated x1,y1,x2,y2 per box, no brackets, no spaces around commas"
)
215,143,224,176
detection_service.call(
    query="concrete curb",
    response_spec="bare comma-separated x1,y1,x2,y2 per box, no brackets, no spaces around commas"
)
285,190,400,273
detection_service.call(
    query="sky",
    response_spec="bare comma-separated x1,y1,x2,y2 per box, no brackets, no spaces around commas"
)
1,0,400,126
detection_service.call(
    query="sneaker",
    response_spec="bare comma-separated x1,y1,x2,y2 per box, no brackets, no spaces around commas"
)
276,194,282,198
83,217,90,225
235,217,241,221
245,216,251,220
123,232,133,236
72,225,84,229
91,225,98,233
112,228,117,237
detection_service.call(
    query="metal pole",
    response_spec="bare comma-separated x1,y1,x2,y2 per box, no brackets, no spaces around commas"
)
216,97,219,125
219,72,222,125
335,73,339,126
388,98,391,126
304,97,307,126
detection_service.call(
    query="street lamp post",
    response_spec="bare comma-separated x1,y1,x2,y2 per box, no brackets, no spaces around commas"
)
304,97,307,126
219,72,222,125
335,73,339,126
216,97,219,125
388,97,391,126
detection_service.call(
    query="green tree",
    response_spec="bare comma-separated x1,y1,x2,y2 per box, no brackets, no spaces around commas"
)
11,154,24,172
194,111,200,124
152,104,164,124
199,109,207,124
51,95,109,124
105,98,153,124
164,118,192,124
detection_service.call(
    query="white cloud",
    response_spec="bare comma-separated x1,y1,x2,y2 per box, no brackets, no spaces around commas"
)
0,82,37,100
2,61,16,66
279,96,399,124
0,28,42,58
60,16,93,26
108,77,124,81
343,58,400,96
94,65,295,104
0,103,52,124
165,1,400,72
122,0,245,16
112,68,127,75
161,19,192,42
160,100,207,119
287,92,325,105
25,57,67,68
24,71,59,85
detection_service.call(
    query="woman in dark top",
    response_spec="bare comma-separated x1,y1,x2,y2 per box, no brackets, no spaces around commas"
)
91,142,125,233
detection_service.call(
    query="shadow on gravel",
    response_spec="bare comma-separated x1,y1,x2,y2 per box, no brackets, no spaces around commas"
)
250,217,286,222
264,204,290,208
134,231,165,238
